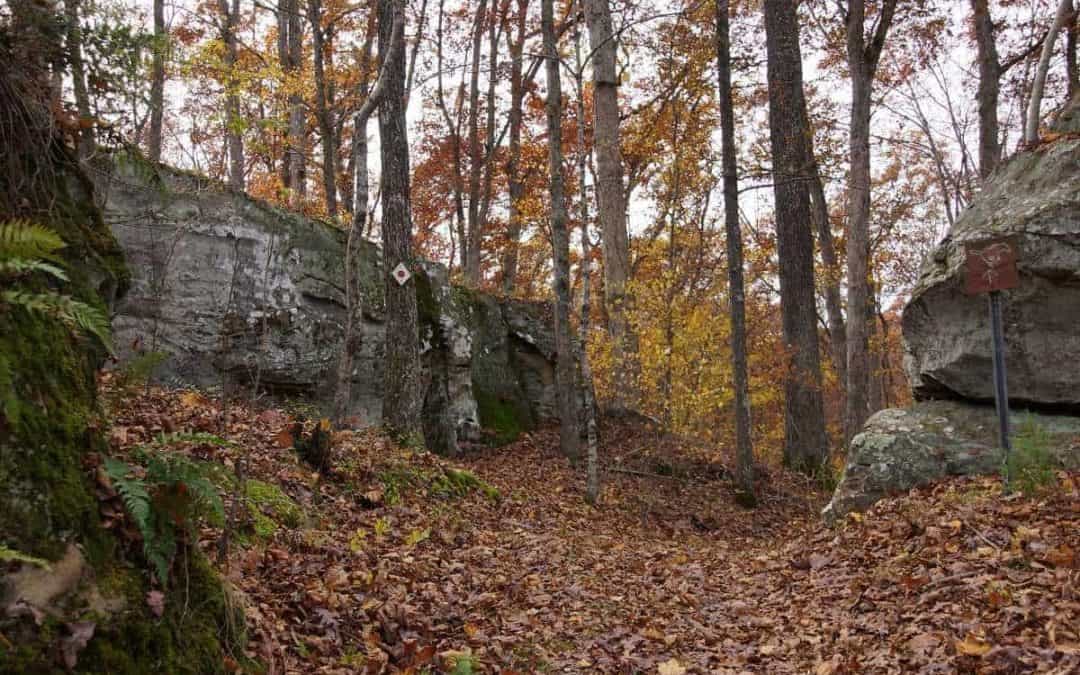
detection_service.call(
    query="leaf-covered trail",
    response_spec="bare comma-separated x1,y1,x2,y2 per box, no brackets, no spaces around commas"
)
105,387,1080,674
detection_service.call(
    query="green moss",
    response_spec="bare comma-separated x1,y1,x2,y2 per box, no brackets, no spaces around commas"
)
0,141,242,672
430,468,500,501
414,269,440,330
245,479,304,539
474,389,526,446
87,557,242,674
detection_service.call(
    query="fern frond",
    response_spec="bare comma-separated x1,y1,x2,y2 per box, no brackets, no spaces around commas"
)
0,258,68,281
0,220,65,262
104,457,153,534
1,291,113,354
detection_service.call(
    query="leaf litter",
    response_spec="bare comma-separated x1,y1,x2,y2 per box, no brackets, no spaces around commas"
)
100,383,1079,673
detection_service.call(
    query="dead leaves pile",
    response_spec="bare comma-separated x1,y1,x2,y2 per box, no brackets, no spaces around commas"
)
103,385,1078,673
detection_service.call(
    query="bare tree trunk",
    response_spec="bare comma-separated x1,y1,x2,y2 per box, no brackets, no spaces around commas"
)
335,5,393,424
435,0,468,271
844,0,896,442
584,0,633,408
502,0,528,293
476,2,501,238
543,0,580,460
972,0,1002,178
575,25,600,503
762,0,829,475
310,0,337,215
377,0,422,439
63,0,94,161
808,162,846,389
464,0,488,285
279,0,305,205
1068,1,1078,97
219,0,244,189
715,0,754,504
149,0,165,163
1026,0,1074,144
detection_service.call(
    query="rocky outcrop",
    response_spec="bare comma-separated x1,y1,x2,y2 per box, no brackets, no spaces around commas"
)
827,98,1080,521
902,98,1080,410
823,401,1080,523
93,156,558,452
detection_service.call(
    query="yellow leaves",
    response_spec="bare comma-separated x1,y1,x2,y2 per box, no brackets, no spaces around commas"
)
349,528,367,553
179,390,207,409
955,631,992,656
657,658,687,675
404,527,430,548
373,516,391,538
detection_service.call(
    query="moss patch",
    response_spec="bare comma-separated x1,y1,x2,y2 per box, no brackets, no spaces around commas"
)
0,135,242,672
246,479,305,539
474,389,527,446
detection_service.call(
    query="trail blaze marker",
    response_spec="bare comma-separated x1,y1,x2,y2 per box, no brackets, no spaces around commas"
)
964,236,1019,488
392,262,411,286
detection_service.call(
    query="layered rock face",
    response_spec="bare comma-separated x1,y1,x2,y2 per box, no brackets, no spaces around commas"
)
902,100,1080,410
94,157,557,452
826,98,1080,521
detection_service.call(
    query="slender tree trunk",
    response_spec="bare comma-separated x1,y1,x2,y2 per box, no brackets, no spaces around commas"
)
972,0,1002,179
149,0,165,163
335,6,389,424
502,0,527,293
715,0,754,503
435,0,468,271
543,0,580,460
585,0,633,408
575,25,600,503
279,0,305,204
310,0,338,215
1067,1,1078,97
220,0,244,189
464,0,488,285
808,163,846,388
63,0,94,161
476,3,500,238
1026,0,1074,144
377,0,422,439
762,0,829,475
844,0,896,442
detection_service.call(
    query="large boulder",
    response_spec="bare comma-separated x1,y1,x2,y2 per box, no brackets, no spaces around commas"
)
94,156,559,452
902,97,1080,410
823,401,1080,523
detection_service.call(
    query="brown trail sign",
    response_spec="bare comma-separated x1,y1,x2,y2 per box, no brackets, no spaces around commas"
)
964,236,1019,488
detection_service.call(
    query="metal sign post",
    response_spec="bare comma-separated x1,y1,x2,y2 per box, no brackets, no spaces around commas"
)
964,236,1019,489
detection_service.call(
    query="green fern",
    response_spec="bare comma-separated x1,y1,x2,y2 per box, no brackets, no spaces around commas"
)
1,290,113,353
0,258,68,281
105,457,153,533
0,220,113,355
0,219,65,262
104,454,226,585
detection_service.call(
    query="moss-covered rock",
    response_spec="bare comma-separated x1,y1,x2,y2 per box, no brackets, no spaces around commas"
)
245,479,305,539
0,84,243,671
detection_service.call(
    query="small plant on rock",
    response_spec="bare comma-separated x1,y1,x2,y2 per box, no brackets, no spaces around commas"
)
1007,416,1060,495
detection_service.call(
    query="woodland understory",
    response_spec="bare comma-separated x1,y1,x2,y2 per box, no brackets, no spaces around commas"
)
92,382,1080,674
3,0,1080,672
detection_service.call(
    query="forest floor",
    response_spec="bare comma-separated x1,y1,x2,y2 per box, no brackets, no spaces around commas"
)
102,383,1080,674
